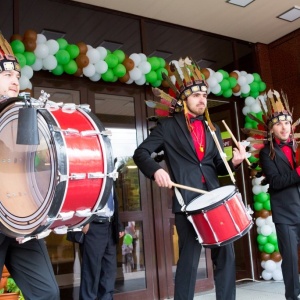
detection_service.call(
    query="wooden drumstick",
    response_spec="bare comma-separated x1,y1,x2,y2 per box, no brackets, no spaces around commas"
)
171,182,209,194
222,120,251,166
205,121,236,184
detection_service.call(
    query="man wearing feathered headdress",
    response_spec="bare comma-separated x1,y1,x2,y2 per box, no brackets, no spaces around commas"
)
0,32,59,299
258,90,300,300
133,57,246,300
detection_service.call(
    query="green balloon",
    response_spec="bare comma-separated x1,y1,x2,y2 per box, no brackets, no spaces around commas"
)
256,192,269,203
217,69,229,79
250,81,259,92
57,38,68,50
263,242,275,254
63,60,78,75
256,111,263,121
258,244,264,252
55,50,70,65
253,73,261,82
259,81,267,92
123,233,133,245
11,40,25,54
228,77,237,88
257,234,268,245
248,155,259,163
157,57,166,68
113,49,125,63
156,67,168,81
147,57,160,71
267,233,277,245
23,51,36,66
220,79,230,91
52,64,64,76
151,79,162,87
254,202,263,211
113,64,126,78
66,44,80,60
101,68,114,82
145,70,158,84
223,89,233,98
244,122,254,129
241,92,250,98
215,90,223,96
263,200,271,211
15,53,26,68
105,53,119,69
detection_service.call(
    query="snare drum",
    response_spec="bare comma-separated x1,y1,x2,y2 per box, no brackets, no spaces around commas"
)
185,185,253,247
0,97,115,239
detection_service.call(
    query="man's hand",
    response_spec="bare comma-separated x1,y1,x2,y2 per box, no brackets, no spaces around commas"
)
232,141,247,167
82,223,90,234
154,169,173,188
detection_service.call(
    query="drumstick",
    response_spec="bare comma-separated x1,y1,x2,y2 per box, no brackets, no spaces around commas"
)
222,120,251,166
205,121,236,184
171,182,209,194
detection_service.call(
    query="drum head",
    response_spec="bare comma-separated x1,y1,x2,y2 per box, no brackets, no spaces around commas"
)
186,185,237,213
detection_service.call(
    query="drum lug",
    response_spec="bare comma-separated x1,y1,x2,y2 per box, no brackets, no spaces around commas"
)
101,130,112,137
58,211,75,221
79,104,91,112
75,208,92,217
16,229,52,243
87,172,105,179
108,171,119,180
81,130,100,137
70,173,86,180
53,226,69,234
58,172,68,182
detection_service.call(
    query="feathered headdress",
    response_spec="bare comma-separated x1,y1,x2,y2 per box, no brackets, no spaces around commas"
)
0,32,20,73
146,56,215,131
242,89,299,159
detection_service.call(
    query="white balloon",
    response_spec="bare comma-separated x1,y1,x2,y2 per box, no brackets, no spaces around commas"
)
238,76,247,86
246,74,254,84
257,227,261,234
255,217,266,227
240,71,248,77
21,66,34,79
46,39,59,55
261,260,266,268
241,84,250,94
264,260,277,272
94,60,108,74
89,72,101,82
43,55,57,70
129,67,142,81
96,47,107,60
252,185,262,195
272,269,283,281
261,270,273,280
211,84,221,94
233,70,240,76
206,76,218,88
265,215,273,225
250,103,261,113
214,71,223,83
233,91,241,96
125,78,134,84
138,61,151,74
19,75,29,91
135,75,146,85
36,34,47,44
31,58,43,71
206,68,215,77
34,44,49,59
242,106,250,116
276,261,282,269
129,53,141,67
139,53,147,62
261,224,272,236
27,81,32,90
83,64,96,77
245,96,256,107
86,48,101,64
261,184,269,193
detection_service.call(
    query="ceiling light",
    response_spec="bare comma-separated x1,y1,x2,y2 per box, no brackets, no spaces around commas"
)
226,0,254,7
277,6,300,22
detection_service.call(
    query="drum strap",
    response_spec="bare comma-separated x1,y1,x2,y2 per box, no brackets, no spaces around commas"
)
174,187,186,212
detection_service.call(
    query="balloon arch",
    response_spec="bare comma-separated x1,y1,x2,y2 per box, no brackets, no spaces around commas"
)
9,29,280,281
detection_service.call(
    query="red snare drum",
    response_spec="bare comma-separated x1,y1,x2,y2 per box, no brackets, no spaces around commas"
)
0,97,115,240
185,185,253,247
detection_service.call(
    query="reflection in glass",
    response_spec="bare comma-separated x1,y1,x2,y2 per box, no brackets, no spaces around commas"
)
116,220,146,293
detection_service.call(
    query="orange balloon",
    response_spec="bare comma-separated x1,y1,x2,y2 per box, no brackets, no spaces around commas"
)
232,84,240,93
201,68,210,79
77,42,88,54
270,252,282,262
259,209,270,218
10,34,23,42
229,71,238,79
119,72,130,83
74,68,83,77
75,54,89,68
23,29,37,41
260,252,271,261
23,38,37,52
123,58,134,71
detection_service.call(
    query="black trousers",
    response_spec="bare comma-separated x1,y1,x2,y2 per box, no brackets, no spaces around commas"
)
174,213,236,300
79,221,117,300
0,235,60,300
275,223,300,300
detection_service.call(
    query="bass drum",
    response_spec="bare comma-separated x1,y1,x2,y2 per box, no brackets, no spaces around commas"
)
0,97,115,240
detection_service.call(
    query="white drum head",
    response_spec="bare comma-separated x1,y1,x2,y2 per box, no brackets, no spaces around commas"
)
186,185,236,212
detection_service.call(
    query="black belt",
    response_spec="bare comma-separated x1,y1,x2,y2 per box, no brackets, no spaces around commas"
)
92,216,114,223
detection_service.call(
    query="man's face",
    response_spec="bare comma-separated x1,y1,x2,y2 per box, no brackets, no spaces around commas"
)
271,120,291,142
0,70,20,98
186,92,207,116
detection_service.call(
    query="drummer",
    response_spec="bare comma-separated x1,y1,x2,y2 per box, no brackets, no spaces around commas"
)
133,57,246,300
0,32,59,300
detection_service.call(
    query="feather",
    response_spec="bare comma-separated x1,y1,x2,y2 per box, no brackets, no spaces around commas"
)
241,128,268,138
145,100,169,111
152,88,179,108
247,113,267,129
161,73,180,96
0,32,14,55
281,89,291,112
170,63,184,91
